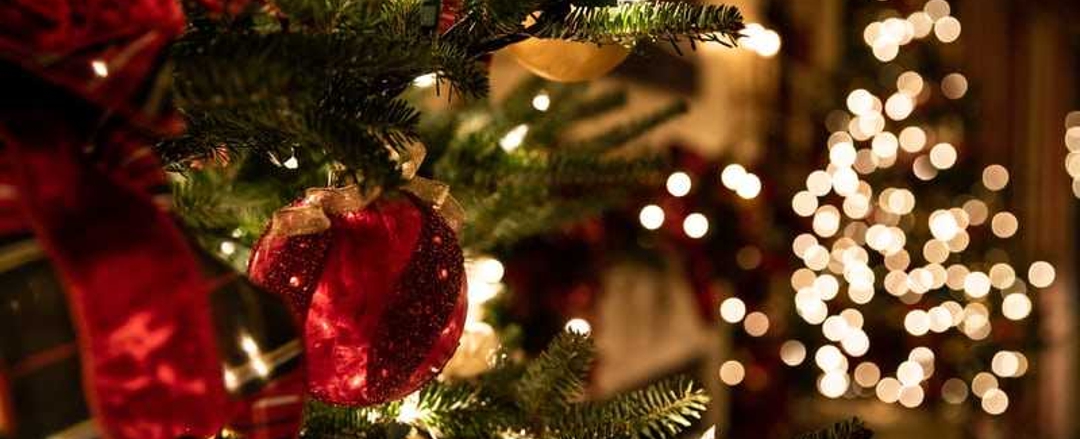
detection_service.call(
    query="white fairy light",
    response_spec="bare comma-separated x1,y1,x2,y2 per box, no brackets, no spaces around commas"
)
666,172,693,197
639,205,665,230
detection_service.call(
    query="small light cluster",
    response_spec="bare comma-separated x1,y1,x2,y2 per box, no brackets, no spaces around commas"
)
739,23,782,58
440,256,505,379
720,164,762,199
783,0,1045,415
863,0,960,62
1065,111,1080,197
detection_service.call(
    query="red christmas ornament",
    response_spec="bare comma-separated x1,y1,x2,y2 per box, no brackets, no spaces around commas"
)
249,187,467,406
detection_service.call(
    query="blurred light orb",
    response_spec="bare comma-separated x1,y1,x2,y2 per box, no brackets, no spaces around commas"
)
885,94,915,121
929,210,961,241
847,89,878,116
1028,261,1056,288
941,73,969,99
924,0,951,20
913,155,939,180
720,297,747,324
982,165,1010,191
807,170,833,196
841,330,870,357
908,12,934,38
854,362,881,388
898,385,925,408
475,257,505,284
744,312,770,337
897,71,925,96
899,126,927,152
565,318,592,335
792,191,819,217
684,213,710,239
780,340,808,366
832,168,860,196
964,272,992,298
639,205,666,230
815,345,846,372
942,378,969,404
904,310,931,336
897,361,925,386
531,92,551,111
1002,294,1033,321
830,142,857,167
721,164,747,190
500,124,529,151
737,174,763,199
971,372,999,398
991,212,1019,238
876,378,902,403
992,351,1020,378
982,389,1009,415
720,360,746,386
666,172,693,197
989,263,1016,289
934,16,962,43
929,143,958,170
819,371,850,399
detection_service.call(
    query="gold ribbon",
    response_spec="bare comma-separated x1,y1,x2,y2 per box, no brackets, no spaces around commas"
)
267,142,463,238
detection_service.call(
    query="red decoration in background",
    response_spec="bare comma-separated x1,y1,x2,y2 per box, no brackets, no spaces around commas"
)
250,190,467,406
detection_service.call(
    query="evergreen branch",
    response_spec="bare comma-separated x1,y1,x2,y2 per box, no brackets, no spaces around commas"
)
514,331,595,416
794,418,874,439
552,377,709,439
531,2,744,47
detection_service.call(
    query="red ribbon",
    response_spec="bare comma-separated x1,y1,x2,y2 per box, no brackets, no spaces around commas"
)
0,1,234,438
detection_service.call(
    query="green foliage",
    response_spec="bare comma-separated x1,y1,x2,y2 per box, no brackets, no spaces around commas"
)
795,418,874,439
299,332,709,439
533,2,744,47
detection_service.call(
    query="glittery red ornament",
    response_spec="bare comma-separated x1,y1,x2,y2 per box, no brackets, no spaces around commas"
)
249,188,467,406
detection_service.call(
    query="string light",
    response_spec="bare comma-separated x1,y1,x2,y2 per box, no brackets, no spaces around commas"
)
738,23,782,57
531,91,551,111
744,312,770,337
720,297,747,324
780,340,807,366
639,205,665,230
683,213,710,239
412,73,437,88
565,318,592,335
720,361,746,386
499,124,529,152
666,172,693,197
91,59,109,78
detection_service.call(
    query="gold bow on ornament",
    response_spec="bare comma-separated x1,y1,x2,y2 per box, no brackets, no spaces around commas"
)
266,142,465,239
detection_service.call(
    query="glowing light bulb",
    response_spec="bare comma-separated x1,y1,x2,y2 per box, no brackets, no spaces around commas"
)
499,124,529,151
666,172,693,197
683,213,709,239
639,205,665,230
91,60,109,77
412,73,437,88
719,298,747,324
1029,261,1056,287
565,318,592,335
780,340,807,366
532,92,551,111
719,360,746,386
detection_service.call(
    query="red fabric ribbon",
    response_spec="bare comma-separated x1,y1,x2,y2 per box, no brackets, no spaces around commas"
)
0,1,236,438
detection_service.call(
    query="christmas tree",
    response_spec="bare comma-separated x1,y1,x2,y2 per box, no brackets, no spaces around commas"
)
0,0,874,438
